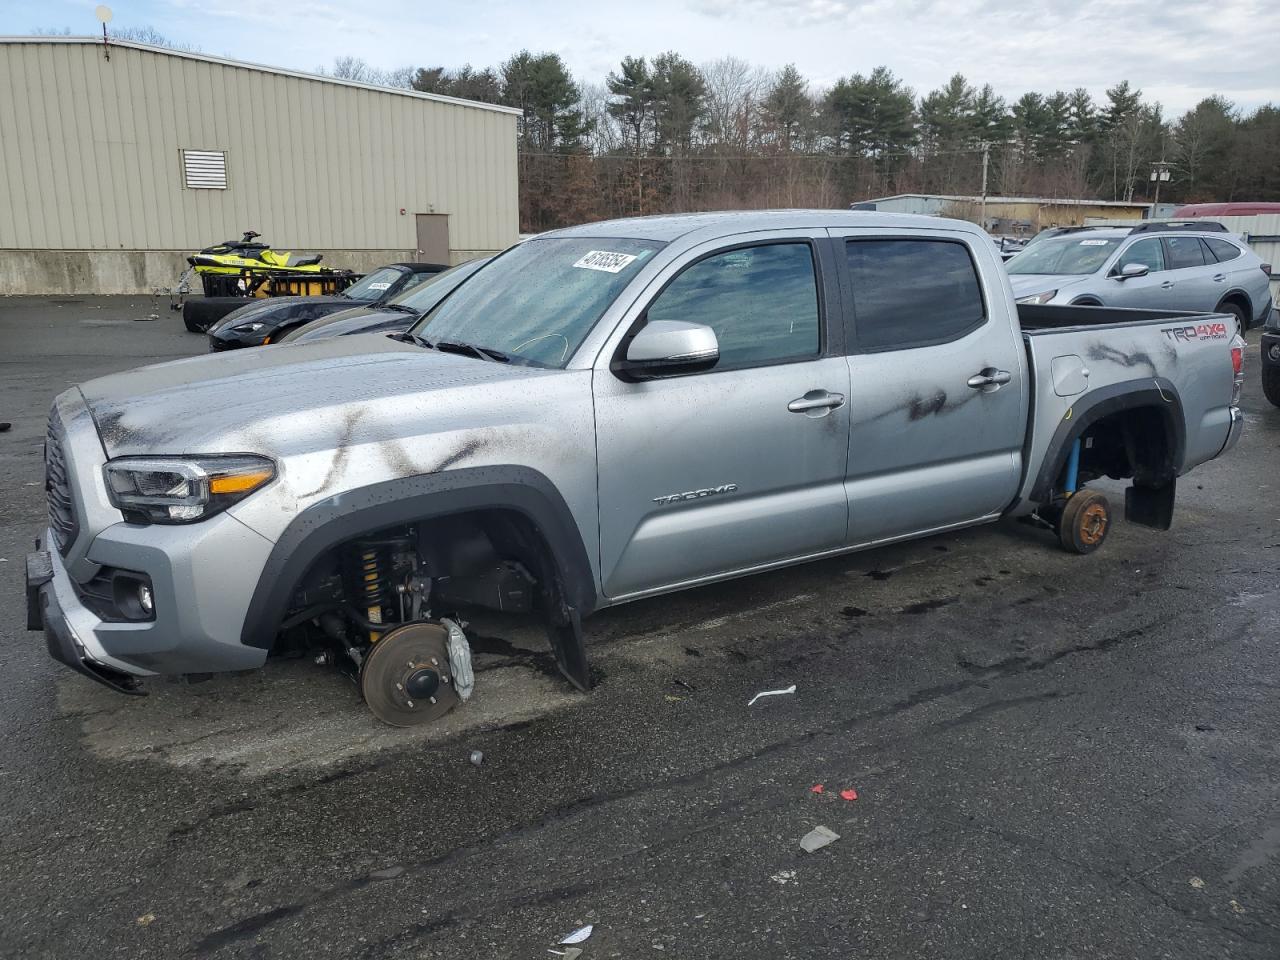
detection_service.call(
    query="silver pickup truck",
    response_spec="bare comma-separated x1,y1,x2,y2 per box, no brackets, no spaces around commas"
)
26,211,1245,725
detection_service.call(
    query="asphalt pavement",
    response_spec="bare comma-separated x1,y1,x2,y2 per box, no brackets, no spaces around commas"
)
1,295,1278,959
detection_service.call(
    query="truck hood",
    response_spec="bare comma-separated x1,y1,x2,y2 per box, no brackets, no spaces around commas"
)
78,335,562,459
1006,274,1089,300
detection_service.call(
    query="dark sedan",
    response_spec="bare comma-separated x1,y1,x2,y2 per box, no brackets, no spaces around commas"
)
207,262,447,350
278,258,490,345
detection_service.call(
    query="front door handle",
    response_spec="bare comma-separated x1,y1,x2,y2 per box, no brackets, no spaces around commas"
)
966,369,1012,389
788,390,846,415
1160,280,1175,289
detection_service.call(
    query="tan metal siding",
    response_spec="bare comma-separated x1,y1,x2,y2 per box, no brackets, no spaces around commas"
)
0,40,519,254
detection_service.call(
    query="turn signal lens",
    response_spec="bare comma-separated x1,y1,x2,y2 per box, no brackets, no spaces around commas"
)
209,470,274,495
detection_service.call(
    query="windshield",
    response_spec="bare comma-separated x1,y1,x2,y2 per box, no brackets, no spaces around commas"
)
1006,237,1121,275
390,258,489,313
411,238,662,366
342,267,406,302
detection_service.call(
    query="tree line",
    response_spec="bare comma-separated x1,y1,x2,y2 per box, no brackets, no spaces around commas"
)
345,50,1274,232
33,27,1280,231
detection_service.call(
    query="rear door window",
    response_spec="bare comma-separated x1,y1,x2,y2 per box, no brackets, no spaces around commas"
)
1164,235,1207,270
844,239,985,351
1204,237,1243,263
1117,238,1165,273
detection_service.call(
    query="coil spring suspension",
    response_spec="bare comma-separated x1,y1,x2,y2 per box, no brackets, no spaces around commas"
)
342,537,412,640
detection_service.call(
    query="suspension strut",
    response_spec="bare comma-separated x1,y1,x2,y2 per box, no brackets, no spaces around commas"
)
341,536,413,642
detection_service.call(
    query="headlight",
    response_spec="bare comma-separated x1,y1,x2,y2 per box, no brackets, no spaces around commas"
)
104,455,275,524
1015,289,1058,305
232,322,266,333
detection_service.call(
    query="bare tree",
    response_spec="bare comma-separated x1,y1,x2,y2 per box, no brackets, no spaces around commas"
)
700,56,767,151
36,24,198,51
320,57,413,88
578,81,623,154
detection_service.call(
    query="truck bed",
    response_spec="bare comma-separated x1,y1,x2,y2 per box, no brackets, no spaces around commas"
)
1010,302,1239,516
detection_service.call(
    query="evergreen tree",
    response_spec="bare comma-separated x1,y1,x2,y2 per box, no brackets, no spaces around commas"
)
650,52,707,155
761,64,811,151
606,56,654,153
500,51,587,152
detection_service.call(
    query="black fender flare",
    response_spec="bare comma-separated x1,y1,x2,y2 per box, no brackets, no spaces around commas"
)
239,466,599,688
1028,377,1186,505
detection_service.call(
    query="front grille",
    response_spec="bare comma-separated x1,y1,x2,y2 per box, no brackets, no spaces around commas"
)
46,413,79,556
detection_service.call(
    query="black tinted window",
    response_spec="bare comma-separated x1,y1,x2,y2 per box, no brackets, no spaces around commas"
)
646,243,820,368
1205,237,1243,263
845,239,985,351
1117,238,1165,273
1164,236,1207,270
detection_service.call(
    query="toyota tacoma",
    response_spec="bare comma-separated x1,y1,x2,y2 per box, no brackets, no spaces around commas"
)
26,212,1246,725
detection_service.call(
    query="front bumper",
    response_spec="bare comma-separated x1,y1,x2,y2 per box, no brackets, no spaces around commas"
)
27,515,275,690
27,549,146,695
207,328,269,351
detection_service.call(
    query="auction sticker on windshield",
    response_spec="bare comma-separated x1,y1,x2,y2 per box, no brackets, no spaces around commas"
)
573,250,639,273
368,282,392,290
1080,239,1109,245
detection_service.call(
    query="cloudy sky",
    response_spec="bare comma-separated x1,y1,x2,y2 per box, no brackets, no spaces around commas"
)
24,0,1278,115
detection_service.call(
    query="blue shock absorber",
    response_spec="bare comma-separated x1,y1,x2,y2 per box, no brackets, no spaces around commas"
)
1064,438,1082,495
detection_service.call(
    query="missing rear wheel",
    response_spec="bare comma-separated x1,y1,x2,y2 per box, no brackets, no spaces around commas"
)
1057,490,1110,555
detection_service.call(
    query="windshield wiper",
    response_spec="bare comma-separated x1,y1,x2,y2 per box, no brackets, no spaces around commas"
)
381,303,419,314
433,340,511,363
387,331,433,348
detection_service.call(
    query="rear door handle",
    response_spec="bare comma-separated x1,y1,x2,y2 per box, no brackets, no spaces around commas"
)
1213,273,1227,282
788,390,846,414
1160,281,1175,289
966,369,1012,389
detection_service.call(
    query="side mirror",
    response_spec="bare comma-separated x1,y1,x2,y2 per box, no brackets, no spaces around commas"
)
1115,262,1149,280
615,320,719,380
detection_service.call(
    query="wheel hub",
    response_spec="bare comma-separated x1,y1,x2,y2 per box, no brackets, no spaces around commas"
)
403,667,441,700
359,622,461,726
1079,502,1108,545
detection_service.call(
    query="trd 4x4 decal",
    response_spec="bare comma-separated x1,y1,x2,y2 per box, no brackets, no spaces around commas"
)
1161,322,1230,343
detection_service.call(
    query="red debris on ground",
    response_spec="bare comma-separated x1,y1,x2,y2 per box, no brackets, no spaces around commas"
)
810,784,824,794
840,788,858,801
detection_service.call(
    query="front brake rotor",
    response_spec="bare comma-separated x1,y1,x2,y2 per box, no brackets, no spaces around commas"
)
359,622,461,727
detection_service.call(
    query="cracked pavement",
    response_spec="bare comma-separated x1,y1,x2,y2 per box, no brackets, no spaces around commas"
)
1,296,1278,958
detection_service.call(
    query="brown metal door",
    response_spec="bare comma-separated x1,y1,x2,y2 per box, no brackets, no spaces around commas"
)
415,214,450,263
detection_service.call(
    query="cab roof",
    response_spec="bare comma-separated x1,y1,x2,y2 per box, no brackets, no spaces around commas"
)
540,210,989,244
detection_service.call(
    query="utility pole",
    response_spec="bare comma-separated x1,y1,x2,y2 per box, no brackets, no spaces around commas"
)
979,142,991,232
1149,159,1170,218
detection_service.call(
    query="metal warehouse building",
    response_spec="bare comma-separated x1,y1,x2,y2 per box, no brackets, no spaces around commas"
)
0,37,520,296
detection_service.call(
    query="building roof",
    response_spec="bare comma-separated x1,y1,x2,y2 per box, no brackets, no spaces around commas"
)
546,209,987,243
869,193,1146,208
0,36,524,117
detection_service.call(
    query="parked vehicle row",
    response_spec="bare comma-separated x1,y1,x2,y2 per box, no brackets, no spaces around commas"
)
26,211,1245,726
1005,221,1273,332
206,261,450,348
